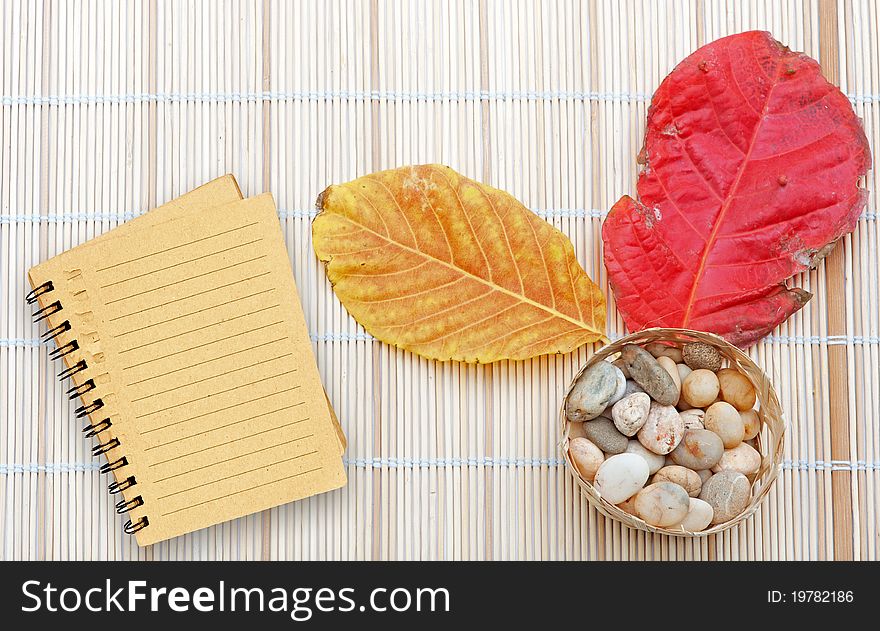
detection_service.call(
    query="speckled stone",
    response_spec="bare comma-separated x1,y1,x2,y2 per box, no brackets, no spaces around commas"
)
700,470,751,524
637,402,685,455
621,344,678,406
682,342,723,371
581,417,629,454
565,361,627,422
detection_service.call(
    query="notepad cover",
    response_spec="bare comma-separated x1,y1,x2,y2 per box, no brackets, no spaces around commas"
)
28,192,347,545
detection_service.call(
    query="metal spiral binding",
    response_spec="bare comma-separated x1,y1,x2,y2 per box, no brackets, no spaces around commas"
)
108,476,137,494
29,279,148,537
42,320,70,340
75,398,104,418
100,457,128,474
92,437,121,456
49,339,79,360
67,378,96,399
33,300,62,323
124,517,149,534
115,495,144,514
58,359,88,381
83,418,112,438
26,280,54,304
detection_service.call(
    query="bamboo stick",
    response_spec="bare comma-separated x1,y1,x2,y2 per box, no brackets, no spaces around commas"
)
818,0,855,562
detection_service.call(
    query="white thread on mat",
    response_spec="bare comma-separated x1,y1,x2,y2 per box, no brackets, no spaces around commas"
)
3,208,874,224
763,335,880,346
2,459,879,475
2,89,877,106
310,333,374,343
1,207,614,224
605,333,880,346
6,334,880,348
0,89,652,106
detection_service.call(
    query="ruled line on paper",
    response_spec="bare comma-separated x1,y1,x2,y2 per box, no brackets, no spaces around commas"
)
150,420,312,465
122,320,283,370
131,352,292,402
119,304,280,354
98,238,264,289
115,289,275,337
104,254,267,305
108,272,272,322
126,337,286,386
141,387,302,434
160,465,323,515
94,222,259,272
144,409,309,452
158,451,319,501
153,435,315,483
135,369,298,418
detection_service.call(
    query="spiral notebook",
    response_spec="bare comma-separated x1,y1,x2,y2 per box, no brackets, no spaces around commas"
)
26,177,347,546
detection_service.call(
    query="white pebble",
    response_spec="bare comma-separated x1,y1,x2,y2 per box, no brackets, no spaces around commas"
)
612,392,651,436
625,440,666,474
676,363,692,382
679,408,705,430
680,498,714,532
593,453,650,504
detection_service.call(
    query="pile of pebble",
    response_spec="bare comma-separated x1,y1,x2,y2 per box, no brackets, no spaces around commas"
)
565,341,761,532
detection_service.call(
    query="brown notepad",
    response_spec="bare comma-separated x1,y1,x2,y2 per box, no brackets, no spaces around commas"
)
71,176,347,453
27,181,347,545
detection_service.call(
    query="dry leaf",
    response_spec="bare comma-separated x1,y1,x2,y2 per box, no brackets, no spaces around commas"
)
313,165,606,362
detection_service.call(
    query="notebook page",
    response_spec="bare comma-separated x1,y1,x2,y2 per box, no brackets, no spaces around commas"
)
63,194,346,545
79,175,346,456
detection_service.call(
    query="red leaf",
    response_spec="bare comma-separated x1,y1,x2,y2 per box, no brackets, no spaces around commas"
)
602,31,871,347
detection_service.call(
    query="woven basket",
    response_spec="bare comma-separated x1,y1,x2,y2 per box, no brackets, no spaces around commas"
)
560,328,785,536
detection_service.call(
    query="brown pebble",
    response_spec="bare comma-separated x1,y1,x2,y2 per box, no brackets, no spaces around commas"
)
645,342,683,363
717,368,757,411
682,342,723,372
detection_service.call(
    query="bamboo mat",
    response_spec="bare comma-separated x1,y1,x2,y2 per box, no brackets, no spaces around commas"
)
1,0,877,561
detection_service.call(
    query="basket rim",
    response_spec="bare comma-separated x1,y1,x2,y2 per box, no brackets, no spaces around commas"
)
560,327,786,537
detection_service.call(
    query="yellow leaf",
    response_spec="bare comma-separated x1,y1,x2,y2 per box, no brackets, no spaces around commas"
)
312,165,606,362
